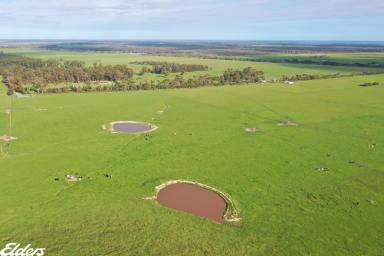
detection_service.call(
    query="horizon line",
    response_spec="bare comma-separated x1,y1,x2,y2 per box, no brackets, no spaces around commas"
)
1,39,384,43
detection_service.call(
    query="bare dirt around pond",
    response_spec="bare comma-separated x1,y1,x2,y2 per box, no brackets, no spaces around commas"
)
157,182,227,223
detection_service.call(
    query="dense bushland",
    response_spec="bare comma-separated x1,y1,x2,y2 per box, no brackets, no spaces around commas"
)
43,67,265,93
0,52,134,93
0,53,265,94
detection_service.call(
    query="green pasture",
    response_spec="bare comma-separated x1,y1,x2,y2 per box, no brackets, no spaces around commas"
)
1,48,380,81
0,74,383,255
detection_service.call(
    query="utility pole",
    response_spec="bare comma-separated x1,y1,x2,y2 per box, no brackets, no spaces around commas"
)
8,95,12,137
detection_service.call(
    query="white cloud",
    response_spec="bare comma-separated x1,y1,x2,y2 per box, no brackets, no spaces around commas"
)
0,0,382,39
1,0,383,26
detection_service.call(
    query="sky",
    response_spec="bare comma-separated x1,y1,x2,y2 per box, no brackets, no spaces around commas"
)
0,0,383,40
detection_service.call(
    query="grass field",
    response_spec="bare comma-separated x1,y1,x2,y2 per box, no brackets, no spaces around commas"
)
1,72,383,255
1,48,381,81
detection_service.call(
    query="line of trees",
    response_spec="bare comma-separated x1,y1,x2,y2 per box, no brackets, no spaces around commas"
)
281,71,382,82
282,73,343,81
131,61,209,74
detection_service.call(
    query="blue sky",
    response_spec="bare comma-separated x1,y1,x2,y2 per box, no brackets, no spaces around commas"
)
0,0,383,40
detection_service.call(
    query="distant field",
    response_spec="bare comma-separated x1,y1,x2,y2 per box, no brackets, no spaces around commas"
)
1,48,381,81
1,74,384,255
253,52,384,66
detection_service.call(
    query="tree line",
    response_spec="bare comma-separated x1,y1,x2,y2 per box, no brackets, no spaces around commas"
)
281,71,382,82
131,61,209,74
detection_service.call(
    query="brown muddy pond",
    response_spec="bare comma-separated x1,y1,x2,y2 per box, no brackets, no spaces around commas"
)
157,183,227,223
111,121,157,133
